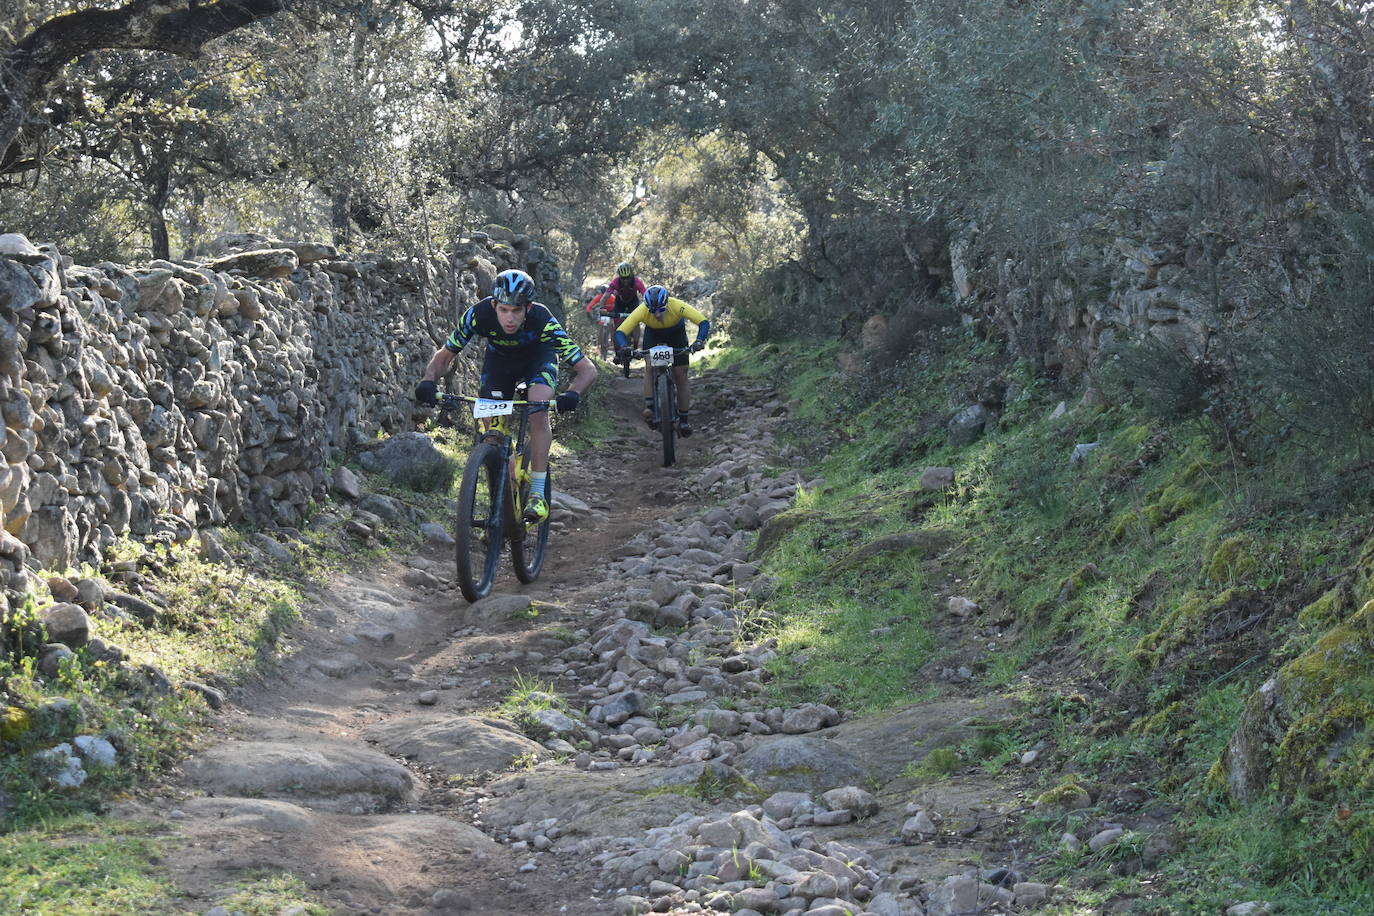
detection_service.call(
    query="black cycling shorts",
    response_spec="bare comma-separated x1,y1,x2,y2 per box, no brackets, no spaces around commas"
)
480,347,558,400
643,323,689,366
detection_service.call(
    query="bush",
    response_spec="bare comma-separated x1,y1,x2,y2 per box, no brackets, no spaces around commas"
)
1237,218,1374,465
1096,333,1209,421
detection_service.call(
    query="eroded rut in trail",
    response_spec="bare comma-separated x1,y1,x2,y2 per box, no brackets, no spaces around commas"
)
117,365,1049,916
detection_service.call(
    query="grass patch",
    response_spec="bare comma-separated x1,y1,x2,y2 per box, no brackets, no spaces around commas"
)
0,817,176,915
490,672,572,740
760,536,936,712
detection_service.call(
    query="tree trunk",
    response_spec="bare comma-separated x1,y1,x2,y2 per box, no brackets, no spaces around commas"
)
149,209,170,261
330,188,352,248
181,185,206,259
146,159,172,261
568,242,593,302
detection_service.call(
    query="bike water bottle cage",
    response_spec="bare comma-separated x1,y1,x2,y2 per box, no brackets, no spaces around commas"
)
648,345,675,367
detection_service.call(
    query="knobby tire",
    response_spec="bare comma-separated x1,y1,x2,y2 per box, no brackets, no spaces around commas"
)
657,370,676,467
455,442,503,603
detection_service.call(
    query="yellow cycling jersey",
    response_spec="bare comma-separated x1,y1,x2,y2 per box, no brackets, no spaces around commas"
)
616,297,708,335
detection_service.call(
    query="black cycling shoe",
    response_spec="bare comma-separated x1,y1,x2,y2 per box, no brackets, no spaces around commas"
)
678,421,692,437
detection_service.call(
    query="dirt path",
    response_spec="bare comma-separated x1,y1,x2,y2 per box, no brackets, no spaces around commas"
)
113,369,743,915
116,365,1039,916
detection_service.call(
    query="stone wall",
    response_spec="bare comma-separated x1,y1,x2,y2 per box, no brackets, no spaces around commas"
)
944,153,1316,375
948,228,1235,375
0,225,560,601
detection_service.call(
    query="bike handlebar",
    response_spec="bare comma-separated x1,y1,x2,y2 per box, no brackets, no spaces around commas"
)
628,346,693,357
438,394,555,409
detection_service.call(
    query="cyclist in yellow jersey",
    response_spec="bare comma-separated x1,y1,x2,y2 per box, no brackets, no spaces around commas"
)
614,285,711,437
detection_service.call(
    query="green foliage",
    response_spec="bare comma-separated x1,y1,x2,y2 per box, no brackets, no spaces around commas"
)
492,673,569,740
1097,333,1209,422
1,594,46,667
1235,213,1374,470
905,746,960,780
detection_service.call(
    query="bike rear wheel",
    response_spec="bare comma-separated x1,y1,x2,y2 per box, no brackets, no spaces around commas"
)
657,370,676,467
455,442,504,602
511,459,551,583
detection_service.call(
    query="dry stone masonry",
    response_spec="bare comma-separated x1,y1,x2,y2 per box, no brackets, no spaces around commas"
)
0,227,559,615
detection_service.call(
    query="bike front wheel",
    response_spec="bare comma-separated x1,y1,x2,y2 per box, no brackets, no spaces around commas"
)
511,460,551,583
657,370,676,467
455,442,504,602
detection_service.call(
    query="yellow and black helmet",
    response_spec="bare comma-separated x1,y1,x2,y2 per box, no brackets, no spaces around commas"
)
616,261,634,279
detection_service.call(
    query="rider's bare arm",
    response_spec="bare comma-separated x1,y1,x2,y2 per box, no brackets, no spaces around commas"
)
422,346,458,383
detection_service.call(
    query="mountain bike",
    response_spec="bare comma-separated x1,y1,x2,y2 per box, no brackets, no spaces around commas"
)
595,314,614,359
439,389,554,602
627,345,692,467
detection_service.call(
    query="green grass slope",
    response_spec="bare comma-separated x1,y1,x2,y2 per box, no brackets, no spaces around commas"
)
733,334,1374,913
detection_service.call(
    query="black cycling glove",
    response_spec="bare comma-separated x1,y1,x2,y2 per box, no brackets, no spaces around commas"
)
415,379,438,406
556,390,581,413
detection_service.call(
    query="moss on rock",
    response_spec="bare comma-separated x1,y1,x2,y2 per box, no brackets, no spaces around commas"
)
1131,701,1186,737
1222,597,1374,802
1296,586,1348,630
1143,484,1201,529
1132,588,1258,669
1203,534,1260,586
1109,509,1142,543
1,705,31,742
1034,777,1093,812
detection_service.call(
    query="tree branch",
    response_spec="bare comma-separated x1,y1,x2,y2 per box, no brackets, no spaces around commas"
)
1,0,285,157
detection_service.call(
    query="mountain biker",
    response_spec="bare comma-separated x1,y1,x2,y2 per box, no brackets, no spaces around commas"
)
614,284,711,437
592,261,645,374
415,269,597,522
582,283,614,359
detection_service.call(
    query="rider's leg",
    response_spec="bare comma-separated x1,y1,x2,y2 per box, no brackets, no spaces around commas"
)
673,364,693,435
673,365,690,412
640,329,656,421
526,382,555,472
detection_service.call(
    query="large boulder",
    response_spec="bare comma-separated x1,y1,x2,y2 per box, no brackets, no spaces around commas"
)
734,736,868,793
0,237,61,311
40,603,90,649
357,432,453,490
181,738,415,808
363,715,544,777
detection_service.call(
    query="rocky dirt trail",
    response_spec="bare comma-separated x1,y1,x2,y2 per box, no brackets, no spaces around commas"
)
115,364,1054,916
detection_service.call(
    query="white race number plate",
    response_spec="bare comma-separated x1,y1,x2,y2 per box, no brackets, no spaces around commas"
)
649,345,674,367
472,398,514,418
